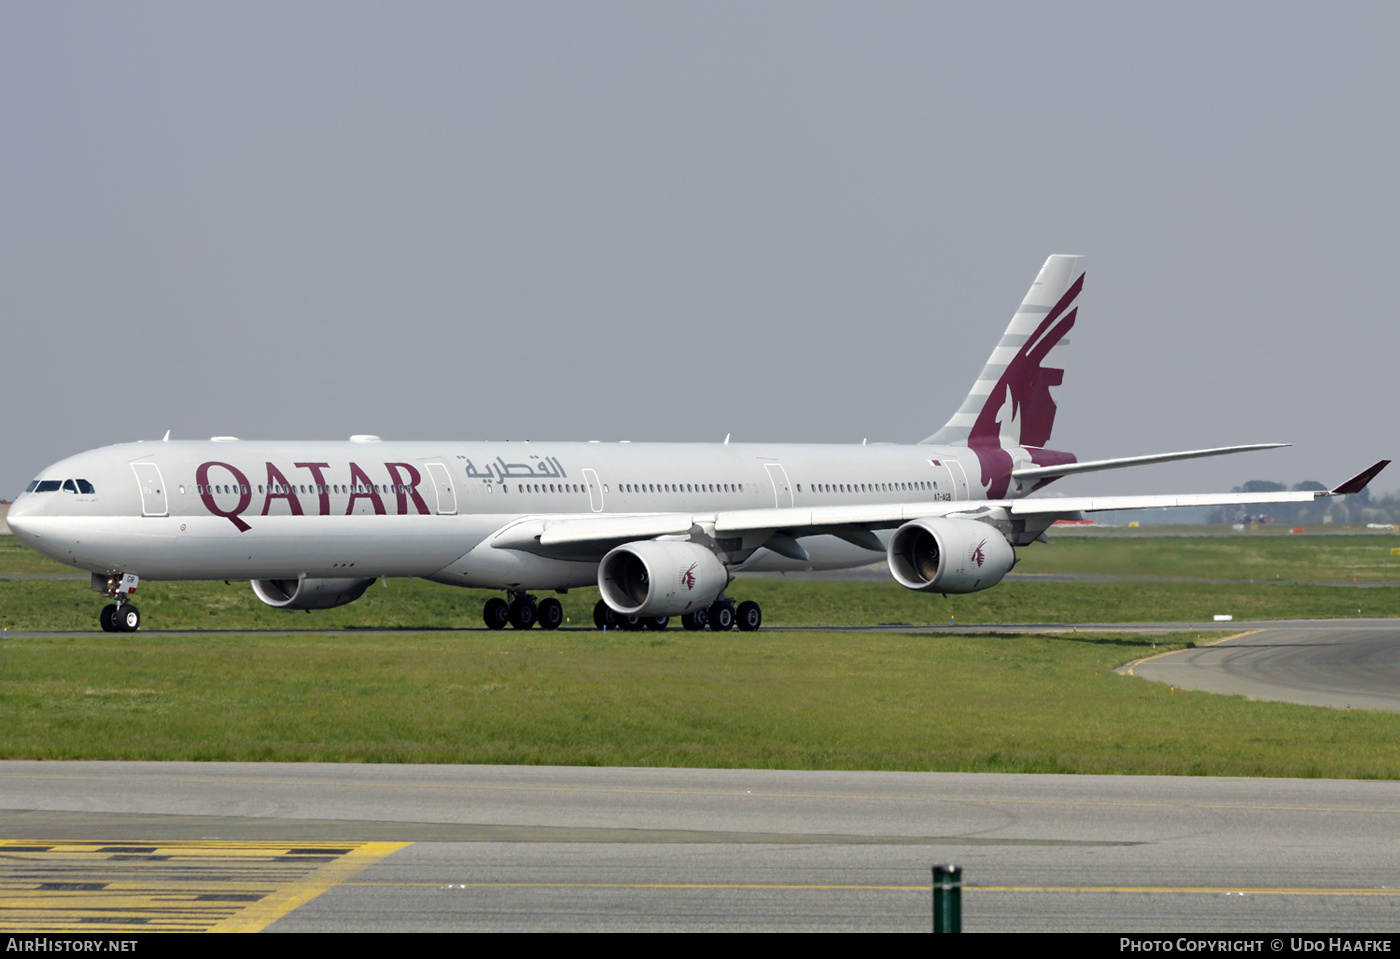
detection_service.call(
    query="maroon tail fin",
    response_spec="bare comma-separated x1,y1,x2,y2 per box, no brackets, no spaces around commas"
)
923,255,1084,451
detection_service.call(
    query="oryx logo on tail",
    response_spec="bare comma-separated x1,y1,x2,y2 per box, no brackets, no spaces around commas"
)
923,255,1085,499
970,274,1081,454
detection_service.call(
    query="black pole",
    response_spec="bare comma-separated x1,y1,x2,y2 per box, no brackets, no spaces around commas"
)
932,864,961,933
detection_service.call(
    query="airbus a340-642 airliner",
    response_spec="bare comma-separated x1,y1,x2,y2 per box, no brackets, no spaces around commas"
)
8,255,1388,634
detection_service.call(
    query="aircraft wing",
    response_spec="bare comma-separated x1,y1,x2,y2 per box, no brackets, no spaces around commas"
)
1009,459,1390,518
487,499,986,562
1010,490,1325,516
502,500,1006,552
490,460,1389,561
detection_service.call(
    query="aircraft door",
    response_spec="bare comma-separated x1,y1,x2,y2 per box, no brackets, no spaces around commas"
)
928,460,954,498
582,469,604,512
945,460,970,500
763,463,793,507
425,463,456,515
131,463,168,517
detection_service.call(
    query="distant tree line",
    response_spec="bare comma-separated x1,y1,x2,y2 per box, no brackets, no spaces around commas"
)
1207,480,1400,526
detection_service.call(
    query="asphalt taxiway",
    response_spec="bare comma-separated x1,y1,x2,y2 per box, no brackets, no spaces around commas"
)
1123,619,1400,712
3,762,1400,932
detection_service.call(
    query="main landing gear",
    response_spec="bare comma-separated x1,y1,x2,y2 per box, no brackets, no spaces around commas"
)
592,601,669,632
597,597,762,632
481,593,764,632
483,592,564,631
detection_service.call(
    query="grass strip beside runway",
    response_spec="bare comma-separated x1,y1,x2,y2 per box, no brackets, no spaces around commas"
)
1015,530,1400,583
4,532,1400,632
2,577,1399,631
1,629,1397,778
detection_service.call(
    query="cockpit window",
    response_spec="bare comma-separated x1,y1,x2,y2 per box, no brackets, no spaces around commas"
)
76,479,95,494
62,480,77,493
34,480,61,492
26,480,39,492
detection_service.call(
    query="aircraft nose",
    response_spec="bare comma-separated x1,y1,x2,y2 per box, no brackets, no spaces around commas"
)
6,495,37,539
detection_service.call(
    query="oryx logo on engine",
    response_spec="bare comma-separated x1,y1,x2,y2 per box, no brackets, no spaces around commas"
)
680,563,698,590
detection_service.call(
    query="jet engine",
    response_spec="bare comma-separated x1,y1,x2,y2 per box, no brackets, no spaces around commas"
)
886,517,1016,593
598,541,729,617
250,576,376,610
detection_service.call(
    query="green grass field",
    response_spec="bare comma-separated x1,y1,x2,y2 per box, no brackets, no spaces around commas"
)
3,532,1399,776
1020,529,1400,582
2,577,1397,632
1,628,1396,777
3,533,1399,632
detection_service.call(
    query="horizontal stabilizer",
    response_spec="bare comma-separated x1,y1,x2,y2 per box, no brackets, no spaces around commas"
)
1011,444,1289,481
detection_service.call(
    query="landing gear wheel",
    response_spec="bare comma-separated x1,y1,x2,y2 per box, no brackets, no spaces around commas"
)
100,604,118,633
509,599,536,630
736,601,762,632
115,606,140,633
538,598,564,631
594,600,620,630
708,601,735,632
643,616,669,631
483,597,510,630
681,608,708,631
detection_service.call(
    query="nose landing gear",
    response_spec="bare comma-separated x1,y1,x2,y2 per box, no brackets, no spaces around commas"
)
100,600,141,632
95,573,141,632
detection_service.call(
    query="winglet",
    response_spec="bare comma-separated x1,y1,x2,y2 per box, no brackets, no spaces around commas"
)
1331,460,1390,496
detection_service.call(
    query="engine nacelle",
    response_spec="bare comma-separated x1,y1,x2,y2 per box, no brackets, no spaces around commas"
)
598,541,728,617
250,576,376,610
886,517,1016,594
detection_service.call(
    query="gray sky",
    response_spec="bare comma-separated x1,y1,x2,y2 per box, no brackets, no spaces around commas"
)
4,2,1396,499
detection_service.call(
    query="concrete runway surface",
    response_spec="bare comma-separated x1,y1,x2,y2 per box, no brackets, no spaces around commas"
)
3,761,1400,932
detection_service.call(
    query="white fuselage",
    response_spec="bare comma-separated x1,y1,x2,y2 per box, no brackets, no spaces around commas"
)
8,437,1027,590
11,255,1366,627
